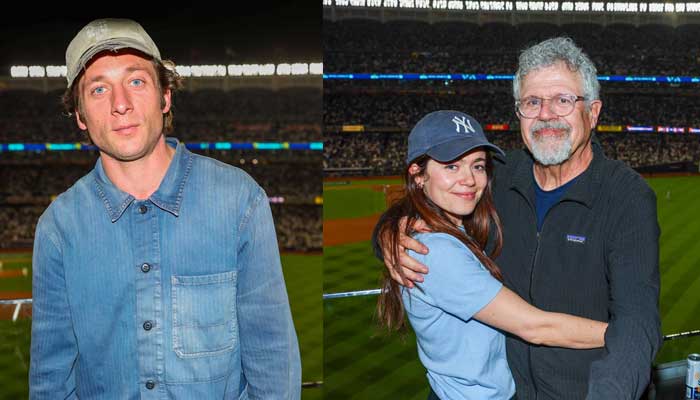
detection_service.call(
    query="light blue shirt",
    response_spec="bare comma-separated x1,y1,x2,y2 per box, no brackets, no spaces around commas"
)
403,231,515,400
30,138,301,399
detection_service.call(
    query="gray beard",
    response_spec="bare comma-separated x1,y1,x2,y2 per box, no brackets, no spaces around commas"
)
530,134,573,165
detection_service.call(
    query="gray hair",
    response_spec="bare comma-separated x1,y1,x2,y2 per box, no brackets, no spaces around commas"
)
513,37,599,111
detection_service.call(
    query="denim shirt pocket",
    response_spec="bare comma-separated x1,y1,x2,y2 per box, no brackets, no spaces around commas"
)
171,270,238,358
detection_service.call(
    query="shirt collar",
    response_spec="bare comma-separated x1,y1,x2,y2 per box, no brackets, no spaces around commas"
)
509,143,604,209
92,137,193,222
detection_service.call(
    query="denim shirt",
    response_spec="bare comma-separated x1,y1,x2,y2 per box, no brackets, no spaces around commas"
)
30,138,301,399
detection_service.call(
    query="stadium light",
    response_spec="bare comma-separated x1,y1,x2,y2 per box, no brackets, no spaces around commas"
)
10,63,319,79
277,63,292,75
10,66,28,78
415,0,431,8
175,65,192,77
228,64,243,76
613,3,637,12
189,65,227,77
465,1,479,10
310,63,323,75
544,2,558,11
291,63,309,75
448,1,464,9
260,64,276,76
242,64,262,76
46,65,66,78
324,0,700,12
574,2,589,11
28,66,45,78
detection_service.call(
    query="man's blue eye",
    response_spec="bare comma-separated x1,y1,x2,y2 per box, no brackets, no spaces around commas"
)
131,79,144,86
93,87,106,94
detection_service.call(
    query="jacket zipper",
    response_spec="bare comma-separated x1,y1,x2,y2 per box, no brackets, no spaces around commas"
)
528,230,541,399
528,195,562,399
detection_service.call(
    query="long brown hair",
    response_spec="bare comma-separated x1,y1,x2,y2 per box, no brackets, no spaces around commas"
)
376,151,504,332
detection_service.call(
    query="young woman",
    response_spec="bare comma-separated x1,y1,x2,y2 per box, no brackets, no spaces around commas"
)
376,110,607,400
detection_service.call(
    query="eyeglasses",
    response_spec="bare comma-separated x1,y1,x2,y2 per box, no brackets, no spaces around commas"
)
515,94,586,119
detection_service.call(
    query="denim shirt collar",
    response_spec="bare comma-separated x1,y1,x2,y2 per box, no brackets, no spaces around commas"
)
92,137,193,222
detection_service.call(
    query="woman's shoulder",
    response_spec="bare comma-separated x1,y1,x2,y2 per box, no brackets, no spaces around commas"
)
411,232,479,263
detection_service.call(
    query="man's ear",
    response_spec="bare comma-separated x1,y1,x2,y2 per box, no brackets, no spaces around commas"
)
588,99,602,130
162,88,172,114
75,108,87,131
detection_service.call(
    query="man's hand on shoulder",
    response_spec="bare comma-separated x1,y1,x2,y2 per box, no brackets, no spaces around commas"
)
379,217,432,288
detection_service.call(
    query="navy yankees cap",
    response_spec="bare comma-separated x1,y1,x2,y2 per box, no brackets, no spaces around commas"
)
406,110,505,165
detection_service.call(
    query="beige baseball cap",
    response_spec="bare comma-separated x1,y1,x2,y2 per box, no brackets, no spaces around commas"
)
65,18,161,88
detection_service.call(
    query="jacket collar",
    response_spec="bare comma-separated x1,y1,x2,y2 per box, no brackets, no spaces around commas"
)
509,143,604,209
92,137,193,222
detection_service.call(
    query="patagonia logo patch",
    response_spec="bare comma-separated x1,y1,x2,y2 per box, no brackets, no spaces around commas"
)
567,234,586,244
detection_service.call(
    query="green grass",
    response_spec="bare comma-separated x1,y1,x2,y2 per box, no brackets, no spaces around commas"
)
0,319,30,400
322,178,401,221
323,186,387,220
323,175,700,398
0,253,321,400
324,178,402,187
281,253,323,397
0,256,31,293
324,296,429,400
648,176,700,364
323,241,381,295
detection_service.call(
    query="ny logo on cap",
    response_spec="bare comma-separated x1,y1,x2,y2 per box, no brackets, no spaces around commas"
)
452,115,475,134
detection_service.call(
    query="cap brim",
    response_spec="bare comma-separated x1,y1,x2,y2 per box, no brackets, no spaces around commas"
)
426,138,505,162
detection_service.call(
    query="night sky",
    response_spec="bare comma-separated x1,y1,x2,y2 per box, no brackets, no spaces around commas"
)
0,2,320,67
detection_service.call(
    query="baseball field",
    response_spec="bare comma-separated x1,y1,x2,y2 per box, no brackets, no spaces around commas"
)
0,252,322,400
323,175,700,399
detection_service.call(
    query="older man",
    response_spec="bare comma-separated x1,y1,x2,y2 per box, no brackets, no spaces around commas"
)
30,18,301,399
378,37,661,399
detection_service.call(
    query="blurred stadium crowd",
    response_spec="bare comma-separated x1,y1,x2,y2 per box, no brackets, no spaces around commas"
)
325,131,700,176
0,88,321,142
0,88,321,251
323,19,700,176
324,20,700,75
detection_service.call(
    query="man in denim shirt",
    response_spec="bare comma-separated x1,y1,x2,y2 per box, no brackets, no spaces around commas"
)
30,18,301,399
